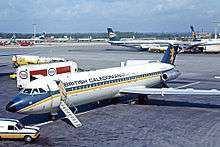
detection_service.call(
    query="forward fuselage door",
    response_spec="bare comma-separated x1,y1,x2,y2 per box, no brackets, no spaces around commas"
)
46,81,61,111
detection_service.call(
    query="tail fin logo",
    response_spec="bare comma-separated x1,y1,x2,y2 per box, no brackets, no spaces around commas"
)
161,44,178,65
190,25,197,40
109,32,116,38
107,27,120,41
170,47,175,64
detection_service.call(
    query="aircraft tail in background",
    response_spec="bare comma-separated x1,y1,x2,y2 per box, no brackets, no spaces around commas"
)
107,27,120,41
190,25,197,40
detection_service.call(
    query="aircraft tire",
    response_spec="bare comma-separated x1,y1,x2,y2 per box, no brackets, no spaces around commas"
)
49,114,57,121
136,95,149,105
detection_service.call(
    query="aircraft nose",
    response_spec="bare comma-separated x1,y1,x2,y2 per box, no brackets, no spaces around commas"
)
6,101,17,112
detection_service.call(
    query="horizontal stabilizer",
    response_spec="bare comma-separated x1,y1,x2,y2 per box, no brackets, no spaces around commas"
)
120,86,220,96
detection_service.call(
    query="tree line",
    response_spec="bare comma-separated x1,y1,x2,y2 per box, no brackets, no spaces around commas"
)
0,32,190,39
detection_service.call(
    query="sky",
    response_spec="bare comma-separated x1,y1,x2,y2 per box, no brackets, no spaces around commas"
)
0,0,220,33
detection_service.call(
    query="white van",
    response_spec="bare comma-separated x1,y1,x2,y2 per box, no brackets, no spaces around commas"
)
0,118,40,142
16,61,78,89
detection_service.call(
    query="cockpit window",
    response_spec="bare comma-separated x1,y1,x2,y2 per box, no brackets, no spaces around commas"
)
32,88,39,95
21,88,46,95
39,88,46,93
22,88,32,94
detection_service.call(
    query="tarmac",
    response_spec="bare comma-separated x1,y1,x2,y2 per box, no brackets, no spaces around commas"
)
0,43,220,147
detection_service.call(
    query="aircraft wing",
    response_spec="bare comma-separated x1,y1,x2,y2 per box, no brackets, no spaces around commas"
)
120,86,220,96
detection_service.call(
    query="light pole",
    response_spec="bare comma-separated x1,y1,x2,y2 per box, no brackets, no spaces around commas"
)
33,24,37,44
212,21,220,39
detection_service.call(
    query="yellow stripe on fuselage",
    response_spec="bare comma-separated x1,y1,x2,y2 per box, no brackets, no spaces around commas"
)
18,74,160,113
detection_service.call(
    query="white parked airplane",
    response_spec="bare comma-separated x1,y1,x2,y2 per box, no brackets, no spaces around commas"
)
107,27,220,53
0,33,46,45
179,26,220,53
0,34,16,45
6,45,220,127
107,27,177,50
16,32,46,43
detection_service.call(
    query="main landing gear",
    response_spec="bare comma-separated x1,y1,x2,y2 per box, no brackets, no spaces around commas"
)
136,94,149,105
49,110,58,121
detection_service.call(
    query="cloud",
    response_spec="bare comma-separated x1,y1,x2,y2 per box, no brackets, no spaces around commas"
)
0,0,219,32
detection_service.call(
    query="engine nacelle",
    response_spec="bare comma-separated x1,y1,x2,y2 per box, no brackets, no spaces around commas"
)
161,70,181,81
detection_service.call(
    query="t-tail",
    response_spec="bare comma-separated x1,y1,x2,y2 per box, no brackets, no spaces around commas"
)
190,25,197,40
39,32,46,40
107,27,120,41
161,44,178,65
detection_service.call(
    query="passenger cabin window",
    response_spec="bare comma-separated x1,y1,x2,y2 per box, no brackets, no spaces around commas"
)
8,125,16,130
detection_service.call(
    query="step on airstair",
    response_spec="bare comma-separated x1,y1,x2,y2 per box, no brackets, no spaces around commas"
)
59,101,82,128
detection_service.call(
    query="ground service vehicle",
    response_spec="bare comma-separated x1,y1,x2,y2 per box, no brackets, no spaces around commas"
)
0,118,40,142
12,55,66,68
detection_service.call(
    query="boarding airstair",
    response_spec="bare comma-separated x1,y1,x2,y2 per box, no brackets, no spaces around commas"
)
59,101,82,128
56,80,82,128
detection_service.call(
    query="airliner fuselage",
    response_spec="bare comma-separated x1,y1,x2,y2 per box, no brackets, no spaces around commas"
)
6,62,178,114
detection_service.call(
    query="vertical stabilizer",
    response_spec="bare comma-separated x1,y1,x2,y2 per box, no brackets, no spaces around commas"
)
107,27,120,41
161,44,178,65
190,25,197,40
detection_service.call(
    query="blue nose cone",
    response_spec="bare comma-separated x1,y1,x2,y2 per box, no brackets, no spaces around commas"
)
6,94,27,113
6,101,18,112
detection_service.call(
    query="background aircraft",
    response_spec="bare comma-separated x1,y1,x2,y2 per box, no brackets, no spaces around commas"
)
0,34,16,46
107,26,220,53
180,26,220,53
0,33,46,46
15,32,46,43
107,27,174,51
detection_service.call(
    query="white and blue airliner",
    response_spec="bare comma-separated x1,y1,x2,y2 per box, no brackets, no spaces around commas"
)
6,45,220,127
